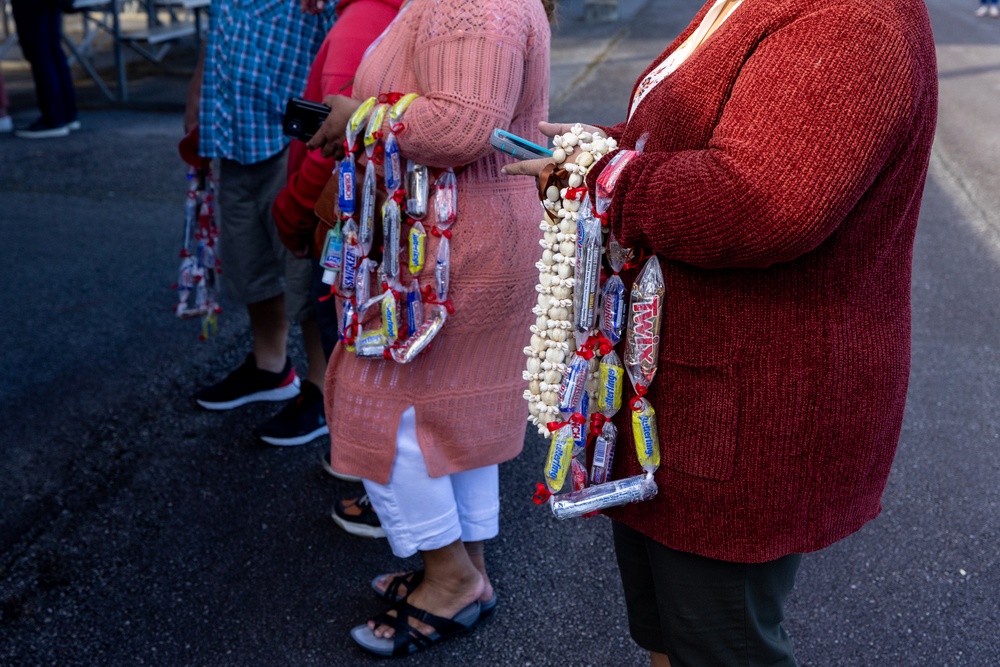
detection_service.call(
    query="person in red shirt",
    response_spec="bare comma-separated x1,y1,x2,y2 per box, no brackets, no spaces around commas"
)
506,0,938,663
272,0,404,539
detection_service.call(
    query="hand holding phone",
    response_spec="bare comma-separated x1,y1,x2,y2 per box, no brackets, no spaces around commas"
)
490,128,553,160
283,97,332,142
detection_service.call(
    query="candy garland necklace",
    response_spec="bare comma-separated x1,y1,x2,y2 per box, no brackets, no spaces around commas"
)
323,93,457,364
175,161,221,340
523,124,617,432
523,127,663,519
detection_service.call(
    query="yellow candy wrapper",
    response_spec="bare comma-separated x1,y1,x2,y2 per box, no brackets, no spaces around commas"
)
381,292,400,343
364,103,390,156
631,398,660,472
543,423,576,493
408,221,427,275
389,93,419,127
347,96,377,148
598,349,624,417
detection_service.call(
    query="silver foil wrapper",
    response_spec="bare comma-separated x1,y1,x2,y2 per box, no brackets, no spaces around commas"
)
359,160,377,255
382,199,401,279
405,161,429,219
573,197,602,332
550,473,657,520
388,306,447,363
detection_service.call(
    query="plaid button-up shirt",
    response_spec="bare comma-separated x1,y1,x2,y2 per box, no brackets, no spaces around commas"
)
199,0,334,164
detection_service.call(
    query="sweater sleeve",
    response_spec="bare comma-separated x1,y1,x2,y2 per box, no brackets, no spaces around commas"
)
597,7,919,269
392,1,530,169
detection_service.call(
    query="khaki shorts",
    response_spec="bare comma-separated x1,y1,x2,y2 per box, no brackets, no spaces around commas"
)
217,149,313,323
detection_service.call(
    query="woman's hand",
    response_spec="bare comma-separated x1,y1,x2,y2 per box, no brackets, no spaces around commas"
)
307,95,365,160
501,121,605,178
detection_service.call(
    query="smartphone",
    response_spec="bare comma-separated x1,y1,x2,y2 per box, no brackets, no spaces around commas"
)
283,97,331,142
490,128,553,160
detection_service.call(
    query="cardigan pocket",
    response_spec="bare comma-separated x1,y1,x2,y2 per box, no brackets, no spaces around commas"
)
658,357,740,481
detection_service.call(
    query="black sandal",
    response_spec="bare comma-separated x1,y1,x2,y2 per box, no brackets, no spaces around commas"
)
371,570,425,602
372,570,499,617
350,598,482,657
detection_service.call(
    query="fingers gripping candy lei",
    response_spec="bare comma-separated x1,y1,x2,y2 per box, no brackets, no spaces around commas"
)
524,127,664,519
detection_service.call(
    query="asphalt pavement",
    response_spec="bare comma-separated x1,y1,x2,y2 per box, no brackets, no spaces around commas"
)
1,0,999,665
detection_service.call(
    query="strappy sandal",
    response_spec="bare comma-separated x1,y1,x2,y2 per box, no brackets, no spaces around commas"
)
371,570,498,617
371,570,425,602
350,598,481,656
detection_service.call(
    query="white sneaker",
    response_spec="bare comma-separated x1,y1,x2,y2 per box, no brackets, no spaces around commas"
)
0,115,12,133
68,119,82,131
990,5,999,16
975,5,989,16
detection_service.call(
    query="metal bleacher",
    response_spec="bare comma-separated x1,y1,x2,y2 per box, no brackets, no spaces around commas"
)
0,0,207,103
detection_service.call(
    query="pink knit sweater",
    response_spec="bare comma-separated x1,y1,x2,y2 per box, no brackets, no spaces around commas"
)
326,0,550,483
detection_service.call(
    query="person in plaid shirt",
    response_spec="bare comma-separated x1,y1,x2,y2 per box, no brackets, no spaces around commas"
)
184,1,335,446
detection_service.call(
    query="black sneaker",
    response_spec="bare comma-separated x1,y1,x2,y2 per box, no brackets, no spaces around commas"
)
255,380,329,446
320,452,363,482
194,354,300,410
331,494,386,538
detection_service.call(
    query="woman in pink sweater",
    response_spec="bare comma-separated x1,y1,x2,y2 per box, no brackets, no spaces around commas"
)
307,0,552,656
507,0,937,663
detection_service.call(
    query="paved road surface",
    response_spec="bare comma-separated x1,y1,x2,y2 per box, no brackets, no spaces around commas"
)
1,0,998,664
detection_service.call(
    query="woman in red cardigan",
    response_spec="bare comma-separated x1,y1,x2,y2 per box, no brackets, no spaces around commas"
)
507,0,938,663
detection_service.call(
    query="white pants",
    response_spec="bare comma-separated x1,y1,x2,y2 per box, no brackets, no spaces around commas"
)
363,406,500,558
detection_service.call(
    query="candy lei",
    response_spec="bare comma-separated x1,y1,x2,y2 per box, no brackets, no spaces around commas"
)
319,93,457,364
175,162,221,340
523,124,617,434
523,128,664,519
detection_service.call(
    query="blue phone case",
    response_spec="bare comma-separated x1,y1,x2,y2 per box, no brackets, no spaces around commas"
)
491,128,553,159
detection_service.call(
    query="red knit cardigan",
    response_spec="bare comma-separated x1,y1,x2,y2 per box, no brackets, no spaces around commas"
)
586,0,937,562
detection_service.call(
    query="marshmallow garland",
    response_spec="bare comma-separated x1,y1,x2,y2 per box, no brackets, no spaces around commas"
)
523,124,617,435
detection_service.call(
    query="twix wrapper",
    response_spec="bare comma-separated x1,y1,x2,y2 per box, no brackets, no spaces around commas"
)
624,256,664,392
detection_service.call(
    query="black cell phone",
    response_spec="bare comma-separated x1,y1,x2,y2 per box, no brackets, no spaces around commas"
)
283,97,331,142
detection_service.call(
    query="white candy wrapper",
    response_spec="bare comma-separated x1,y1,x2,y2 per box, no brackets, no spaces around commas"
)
433,168,458,230
340,219,360,294
590,419,618,484
550,472,657,520
435,237,451,301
